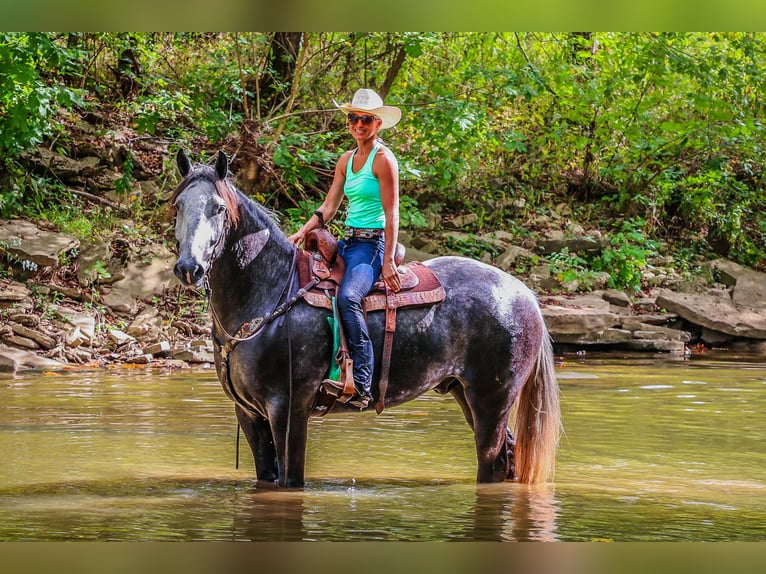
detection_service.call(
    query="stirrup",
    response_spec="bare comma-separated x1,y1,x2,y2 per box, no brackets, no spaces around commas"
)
321,379,344,398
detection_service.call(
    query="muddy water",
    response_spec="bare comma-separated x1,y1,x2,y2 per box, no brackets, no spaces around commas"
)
1,352,764,541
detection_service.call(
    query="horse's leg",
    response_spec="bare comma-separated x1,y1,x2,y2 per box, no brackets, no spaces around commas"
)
449,382,515,480
462,382,518,483
235,405,278,483
448,382,474,430
268,406,310,488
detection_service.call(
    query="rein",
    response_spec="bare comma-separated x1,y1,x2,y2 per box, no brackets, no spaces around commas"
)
207,247,320,417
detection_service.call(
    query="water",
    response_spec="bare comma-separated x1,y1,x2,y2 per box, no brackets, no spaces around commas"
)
1,352,765,541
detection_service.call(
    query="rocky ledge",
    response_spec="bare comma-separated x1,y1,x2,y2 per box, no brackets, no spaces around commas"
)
2,219,766,374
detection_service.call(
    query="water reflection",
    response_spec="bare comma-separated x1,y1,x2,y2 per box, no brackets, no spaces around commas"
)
232,481,559,542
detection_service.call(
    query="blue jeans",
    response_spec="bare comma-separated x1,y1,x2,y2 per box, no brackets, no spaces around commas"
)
336,236,384,396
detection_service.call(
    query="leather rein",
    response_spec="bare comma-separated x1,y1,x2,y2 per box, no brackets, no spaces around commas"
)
204,231,319,418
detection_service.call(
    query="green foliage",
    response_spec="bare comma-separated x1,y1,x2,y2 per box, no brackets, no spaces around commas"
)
548,248,593,286
114,149,135,197
271,128,336,190
443,234,502,261
399,195,427,229
0,33,84,159
282,198,322,235
591,219,660,292
4,32,766,278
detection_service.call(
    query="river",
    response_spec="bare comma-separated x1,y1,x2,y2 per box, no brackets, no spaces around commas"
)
1,351,764,541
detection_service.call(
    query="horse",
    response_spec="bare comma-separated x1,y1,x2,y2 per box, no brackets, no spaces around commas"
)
170,149,561,488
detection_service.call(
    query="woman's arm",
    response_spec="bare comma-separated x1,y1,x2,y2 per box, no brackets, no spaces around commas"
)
375,146,402,292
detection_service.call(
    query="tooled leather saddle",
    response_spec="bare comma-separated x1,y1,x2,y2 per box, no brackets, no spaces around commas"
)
299,227,446,415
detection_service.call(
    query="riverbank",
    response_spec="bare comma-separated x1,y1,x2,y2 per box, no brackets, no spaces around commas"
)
2,216,766,374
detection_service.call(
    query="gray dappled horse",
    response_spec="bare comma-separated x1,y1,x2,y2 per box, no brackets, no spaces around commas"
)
171,150,561,487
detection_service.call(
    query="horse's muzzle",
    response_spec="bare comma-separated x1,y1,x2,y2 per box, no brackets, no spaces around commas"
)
174,257,205,287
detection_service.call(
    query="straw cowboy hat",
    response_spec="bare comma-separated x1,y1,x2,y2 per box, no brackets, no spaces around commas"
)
335,88,402,129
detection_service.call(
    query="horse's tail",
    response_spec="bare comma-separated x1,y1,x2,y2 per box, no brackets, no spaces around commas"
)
513,327,562,484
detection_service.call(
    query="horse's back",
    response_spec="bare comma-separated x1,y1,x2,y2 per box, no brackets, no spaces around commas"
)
423,255,542,320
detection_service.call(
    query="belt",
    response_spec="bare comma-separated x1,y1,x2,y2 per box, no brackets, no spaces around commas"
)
343,226,383,240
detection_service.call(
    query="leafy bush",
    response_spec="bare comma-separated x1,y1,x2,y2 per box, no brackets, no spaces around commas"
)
591,219,659,292
0,33,84,158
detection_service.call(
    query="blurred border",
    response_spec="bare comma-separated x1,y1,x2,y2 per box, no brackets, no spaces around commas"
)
2,542,766,574
2,0,766,30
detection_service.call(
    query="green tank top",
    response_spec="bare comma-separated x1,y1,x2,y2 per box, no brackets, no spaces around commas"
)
344,143,385,228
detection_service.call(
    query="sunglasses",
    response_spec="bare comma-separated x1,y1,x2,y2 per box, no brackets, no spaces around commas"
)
347,113,378,126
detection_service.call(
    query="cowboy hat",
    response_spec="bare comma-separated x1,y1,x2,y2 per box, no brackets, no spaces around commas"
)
335,88,402,129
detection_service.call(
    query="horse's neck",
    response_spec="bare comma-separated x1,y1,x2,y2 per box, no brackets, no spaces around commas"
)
208,211,295,328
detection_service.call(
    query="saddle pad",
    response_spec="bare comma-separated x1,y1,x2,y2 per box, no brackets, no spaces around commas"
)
302,261,446,312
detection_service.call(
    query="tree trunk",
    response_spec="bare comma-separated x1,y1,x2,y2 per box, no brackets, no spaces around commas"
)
258,32,304,115
378,42,407,99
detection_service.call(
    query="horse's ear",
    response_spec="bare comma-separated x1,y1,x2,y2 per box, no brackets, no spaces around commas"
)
215,150,229,180
177,149,192,177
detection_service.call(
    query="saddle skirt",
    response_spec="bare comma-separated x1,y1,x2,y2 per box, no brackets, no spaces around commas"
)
297,249,446,312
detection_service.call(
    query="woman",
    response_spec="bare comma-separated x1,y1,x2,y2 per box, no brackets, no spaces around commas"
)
288,88,402,409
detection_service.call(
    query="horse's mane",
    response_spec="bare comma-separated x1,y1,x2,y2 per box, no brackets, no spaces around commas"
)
169,164,242,228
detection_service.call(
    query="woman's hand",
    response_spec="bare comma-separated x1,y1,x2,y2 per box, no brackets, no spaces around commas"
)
382,259,402,292
287,230,305,246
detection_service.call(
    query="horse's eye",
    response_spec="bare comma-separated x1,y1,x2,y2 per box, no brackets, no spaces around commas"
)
216,204,226,215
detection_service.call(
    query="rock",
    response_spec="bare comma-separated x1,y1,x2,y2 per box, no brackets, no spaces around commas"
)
712,259,750,286
553,328,633,345
621,320,691,342
189,339,212,349
51,306,97,343
170,348,215,363
701,327,734,346
76,236,113,286
20,148,85,182
143,341,170,355
127,307,163,342
65,327,87,348
109,243,177,302
622,339,687,353
656,289,766,339
101,286,139,315
10,324,56,349
496,245,537,272
730,339,766,354
136,179,162,200
9,313,39,327
603,289,632,307
107,329,136,346
2,333,39,349
542,305,621,337
0,280,30,304
0,343,66,373
0,219,79,268
65,347,94,363
447,214,478,228
732,272,766,309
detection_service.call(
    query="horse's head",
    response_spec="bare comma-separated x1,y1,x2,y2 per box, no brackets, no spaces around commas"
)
171,149,240,287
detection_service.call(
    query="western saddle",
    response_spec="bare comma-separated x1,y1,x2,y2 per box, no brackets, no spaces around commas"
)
298,227,445,415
